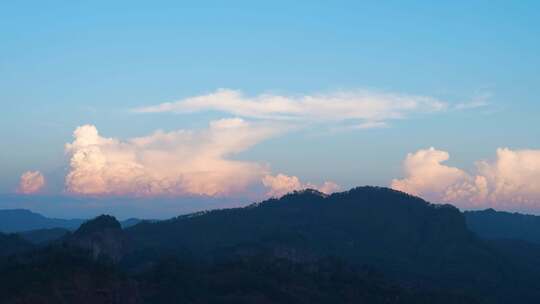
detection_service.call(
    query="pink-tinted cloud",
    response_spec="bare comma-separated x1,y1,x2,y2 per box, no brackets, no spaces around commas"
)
262,173,340,198
391,147,540,210
477,148,540,205
17,171,45,194
317,181,341,194
65,119,281,197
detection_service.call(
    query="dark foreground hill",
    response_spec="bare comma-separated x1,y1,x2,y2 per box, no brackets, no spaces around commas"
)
0,232,34,257
127,188,498,287
1,187,540,303
18,227,71,244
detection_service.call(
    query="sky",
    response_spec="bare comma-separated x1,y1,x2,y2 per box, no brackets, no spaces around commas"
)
1,1,539,218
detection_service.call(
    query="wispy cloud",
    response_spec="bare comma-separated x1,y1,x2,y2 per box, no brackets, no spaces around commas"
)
454,92,491,110
133,88,450,128
454,100,489,110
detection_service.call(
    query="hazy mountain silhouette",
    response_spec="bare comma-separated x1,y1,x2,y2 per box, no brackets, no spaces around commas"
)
18,227,70,244
0,209,143,234
465,209,540,244
121,218,145,229
0,209,84,233
2,187,540,303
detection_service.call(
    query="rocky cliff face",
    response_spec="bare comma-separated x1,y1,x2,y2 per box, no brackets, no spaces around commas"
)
66,215,129,263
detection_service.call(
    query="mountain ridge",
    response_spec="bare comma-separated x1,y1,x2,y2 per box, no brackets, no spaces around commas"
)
0,209,143,233
465,209,540,244
125,187,506,291
2,187,540,303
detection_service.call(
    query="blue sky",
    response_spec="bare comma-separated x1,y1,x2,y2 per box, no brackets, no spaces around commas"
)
1,1,539,217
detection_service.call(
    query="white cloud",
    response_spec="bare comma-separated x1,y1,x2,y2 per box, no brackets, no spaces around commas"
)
133,88,448,128
477,148,540,205
391,147,540,210
64,121,335,199
65,119,281,197
262,173,340,198
17,171,45,194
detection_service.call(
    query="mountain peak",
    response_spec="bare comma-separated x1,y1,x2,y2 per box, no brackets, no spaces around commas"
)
287,188,328,198
68,215,127,262
74,215,121,236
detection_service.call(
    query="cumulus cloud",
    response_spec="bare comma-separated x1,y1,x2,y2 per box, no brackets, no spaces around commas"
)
391,147,540,210
133,89,448,128
17,171,45,194
65,119,281,197
477,149,540,205
262,174,340,198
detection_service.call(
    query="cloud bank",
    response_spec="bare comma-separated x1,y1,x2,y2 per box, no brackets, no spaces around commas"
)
133,89,448,129
17,171,45,194
65,121,338,198
262,174,340,197
391,147,540,210
65,119,277,196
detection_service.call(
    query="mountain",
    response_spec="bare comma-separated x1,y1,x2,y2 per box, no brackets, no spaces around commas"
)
134,255,479,304
18,227,70,244
2,187,540,303
0,209,144,233
465,209,540,244
127,188,497,280
65,215,130,263
124,187,540,302
0,246,474,304
0,232,34,257
121,218,143,229
0,222,480,304
0,209,480,304
0,246,140,304
0,209,84,233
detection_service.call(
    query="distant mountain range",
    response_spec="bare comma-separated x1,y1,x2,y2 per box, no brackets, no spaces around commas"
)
0,209,83,233
465,209,540,244
0,209,143,233
4,203,540,246
2,187,540,303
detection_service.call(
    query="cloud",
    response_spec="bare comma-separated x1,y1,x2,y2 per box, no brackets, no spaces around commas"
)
391,147,540,210
17,171,45,194
354,121,389,130
133,89,448,128
390,148,483,204
262,174,340,197
454,100,489,110
477,148,540,205
454,92,490,110
65,119,281,197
